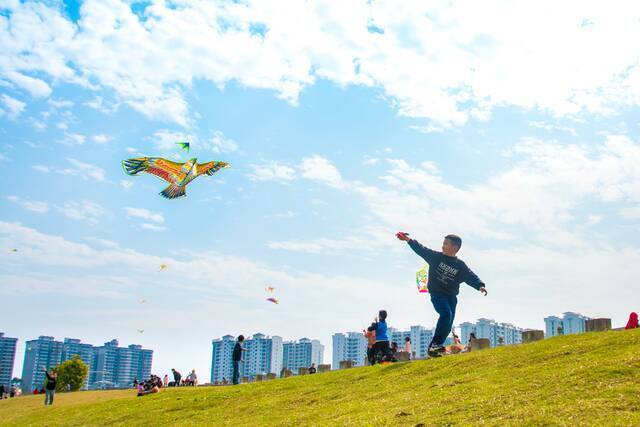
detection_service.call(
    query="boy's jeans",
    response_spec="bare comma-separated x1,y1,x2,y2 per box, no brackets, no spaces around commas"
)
232,361,240,385
430,292,458,347
44,389,55,405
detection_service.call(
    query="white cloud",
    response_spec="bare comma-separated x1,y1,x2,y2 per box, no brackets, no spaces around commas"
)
140,223,167,232
362,156,380,166
124,207,164,224
0,94,26,120
248,162,296,182
3,71,52,98
83,96,119,114
3,1,640,127
56,200,107,224
55,158,107,182
32,164,50,173
58,132,86,146
48,98,74,109
299,155,345,190
85,236,119,248
6,195,49,213
91,134,111,144
207,131,238,154
121,180,133,190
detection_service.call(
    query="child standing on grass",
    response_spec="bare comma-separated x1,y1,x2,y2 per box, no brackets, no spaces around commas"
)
367,310,393,363
396,232,487,358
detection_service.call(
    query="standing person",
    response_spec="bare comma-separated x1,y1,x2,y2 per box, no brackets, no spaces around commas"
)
232,335,246,385
626,312,638,329
42,367,57,405
367,310,392,363
171,368,181,387
363,328,376,365
396,232,487,358
189,370,198,386
403,336,412,357
163,374,169,388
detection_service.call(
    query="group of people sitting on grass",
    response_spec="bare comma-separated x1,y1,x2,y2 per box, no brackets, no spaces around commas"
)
364,309,480,365
135,374,163,397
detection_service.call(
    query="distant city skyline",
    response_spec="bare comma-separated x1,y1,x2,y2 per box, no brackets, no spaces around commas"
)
20,336,152,392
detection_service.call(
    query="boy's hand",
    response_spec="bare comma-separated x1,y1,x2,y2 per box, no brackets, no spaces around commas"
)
396,231,411,241
479,287,488,296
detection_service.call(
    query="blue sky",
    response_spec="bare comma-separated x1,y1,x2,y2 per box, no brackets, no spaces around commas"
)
1,0,640,380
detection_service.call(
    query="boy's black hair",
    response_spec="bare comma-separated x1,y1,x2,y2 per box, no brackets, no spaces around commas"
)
237,335,245,342
378,310,387,320
445,234,462,248
404,336,411,342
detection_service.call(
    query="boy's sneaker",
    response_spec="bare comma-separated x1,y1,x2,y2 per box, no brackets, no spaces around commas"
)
428,345,445,358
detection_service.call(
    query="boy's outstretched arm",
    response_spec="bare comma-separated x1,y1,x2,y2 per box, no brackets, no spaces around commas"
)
464,267,488,296
396,232,439,264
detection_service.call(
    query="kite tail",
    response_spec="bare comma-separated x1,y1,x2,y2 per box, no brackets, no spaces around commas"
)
122,158,147,175
160,184,187,199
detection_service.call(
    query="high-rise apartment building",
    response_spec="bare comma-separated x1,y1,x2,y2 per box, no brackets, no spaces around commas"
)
211,335,236,383
459,318,524,347
283,338,324,373
544,312,590,338
0,332,18,388
332,332,367,368
239,333,283,379
21,336,64,392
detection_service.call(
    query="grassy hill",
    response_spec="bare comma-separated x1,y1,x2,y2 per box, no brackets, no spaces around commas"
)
1,329,638,426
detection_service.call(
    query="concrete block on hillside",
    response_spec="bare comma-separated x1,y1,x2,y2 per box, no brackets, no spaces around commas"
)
266,373,276,380
318,364,331,373
241,377,249,384
339,360,354,370
255,374,264,382
522,330,545,343
470,338,491,350
282,369,293,378
396,351,410,361
586,318,611,332
298,367,309,375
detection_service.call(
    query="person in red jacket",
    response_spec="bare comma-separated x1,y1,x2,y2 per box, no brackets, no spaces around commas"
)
625,312,638,329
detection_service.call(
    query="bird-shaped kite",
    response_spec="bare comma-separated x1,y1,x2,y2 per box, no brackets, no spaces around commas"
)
175,141,190,153
137,329,145,334
159,264,167,272
122,157,230,199
266,297,279,304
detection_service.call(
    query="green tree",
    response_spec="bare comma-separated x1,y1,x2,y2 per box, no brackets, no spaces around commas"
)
55,355,89,392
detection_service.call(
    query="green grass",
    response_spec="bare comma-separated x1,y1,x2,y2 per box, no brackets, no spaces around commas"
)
2,329,639,426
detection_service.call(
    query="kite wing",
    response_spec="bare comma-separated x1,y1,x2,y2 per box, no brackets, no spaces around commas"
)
197,161,230,176
416,264,429,293
123,157,184,184
266,297,279,304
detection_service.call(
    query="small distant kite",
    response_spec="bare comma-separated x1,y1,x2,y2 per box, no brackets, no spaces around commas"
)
175,141,190,153
266,297,279,304
159,264,167,272
416,264,429,293
139,299,147,304
9,248,17,253
122,157,230,199
265,286,275,292
137,329,144,334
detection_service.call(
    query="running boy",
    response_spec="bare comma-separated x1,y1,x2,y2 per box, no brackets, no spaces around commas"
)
396,232,487,357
